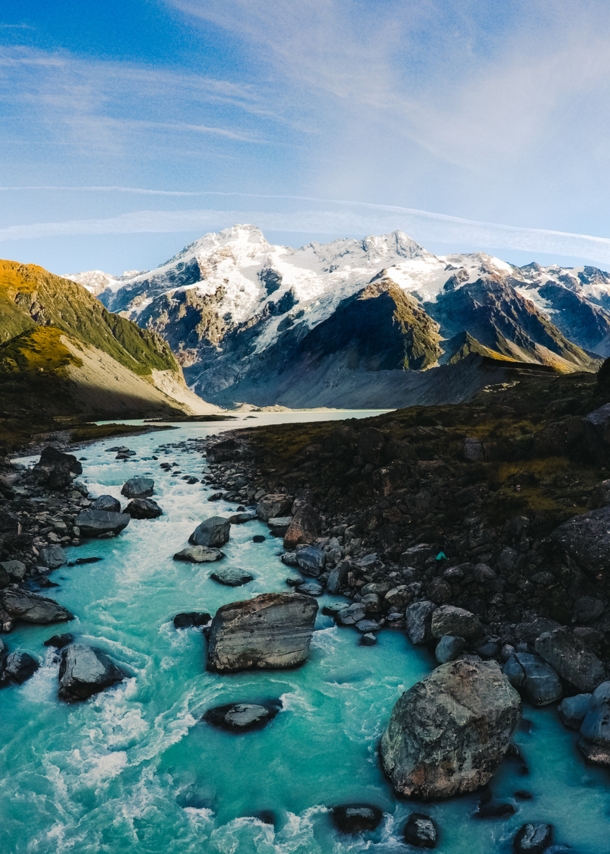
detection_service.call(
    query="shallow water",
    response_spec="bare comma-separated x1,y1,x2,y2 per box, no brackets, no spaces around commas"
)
3,411,610,853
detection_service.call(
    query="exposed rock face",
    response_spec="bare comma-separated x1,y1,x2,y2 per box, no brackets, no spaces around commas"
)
583,403,610,464
503,653,563,707
91,495,121,512
331,804,383,834
38,545,67,570
430,605,482,640
189,516,231,547
207,592,318,673
173,546,224,563
550,506,610,574
75,509,131,538
256,494,292,522
121,477,154,499
58,644,124,702
124,497,163,519
0,589,73,624
535,628,605,693
380,659,521,799
578,681,610,765
202,699,282,732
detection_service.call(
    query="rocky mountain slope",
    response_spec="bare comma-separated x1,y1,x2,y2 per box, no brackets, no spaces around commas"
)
68,225,609,407
0,260,218,421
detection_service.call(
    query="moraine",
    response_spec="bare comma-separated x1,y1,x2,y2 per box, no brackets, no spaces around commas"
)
2,411,610,854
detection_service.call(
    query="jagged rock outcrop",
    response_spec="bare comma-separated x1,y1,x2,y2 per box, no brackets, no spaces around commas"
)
380,659,521,799
206,593,318,673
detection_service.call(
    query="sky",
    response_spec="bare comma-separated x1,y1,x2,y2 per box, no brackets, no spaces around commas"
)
1,0,610,274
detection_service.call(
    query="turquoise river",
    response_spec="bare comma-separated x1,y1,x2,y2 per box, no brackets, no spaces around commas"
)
2,411,610,853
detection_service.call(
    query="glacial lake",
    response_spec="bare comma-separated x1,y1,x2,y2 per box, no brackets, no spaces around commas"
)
4,410,610,853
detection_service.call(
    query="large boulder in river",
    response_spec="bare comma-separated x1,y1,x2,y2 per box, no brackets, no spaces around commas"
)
121,477,154,499
124,498,163,519
3,651,39,685
256,494,292,522
173,546,224,563
535,627,605,693
189,516,231,547
92,495,121,513
0,588,73,624
58,644,124,702
75,509,130,538
550,506,610,574
380,659,521,799
207,593,318,673
202,699,282,732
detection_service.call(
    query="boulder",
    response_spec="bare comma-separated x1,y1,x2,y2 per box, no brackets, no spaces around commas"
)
0,589,73,624
229,511,257,524
403,813,438,848
405,601,436,645
0,560,27,582
58,644,124,702
0,565,10,588
202,699,282,732
558,693,592,729
385,585,412,608
74,509,130,538
44,633,74,649
173,612,211,629
283,502,319,550
256,494,292,522
3,651,39,684
336,603,366,626
573,596,605,625
91,495,121,513
331,804,383,834
503,653,563,707
173,546,224,563
513,823,553,853
38,545,67,570
326,559,349,594
295,545,326,577
431,606,482,641
207,593,318,673
550,506,610,574
583,403,610,465
121,477,154,499
578,681,610,765
210,567,254,587
267,516,292,537
535,628,605,693
124,497,163,519
435,635,465,664
189,516,231,547
380,659,521,799
296,581,324,596
34,446,82,490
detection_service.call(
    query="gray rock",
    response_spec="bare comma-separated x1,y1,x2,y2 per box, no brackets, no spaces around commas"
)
296,581,324,596
124,498,163,519
256,494,292,522
513,823,553,853
403,813,438,849
91,495,121,513
0,560,26,582
0,589,73,624
296,545,326,577
573,596,605,625
38,545,67,570
189,516,231,547
75,509,130,538
336,603,366,626
331,804,383,834
229,511,256,524
0,565,10,588
578,681,610,765
405,601,436,645
210,567,253,587
207,593,318,673
3,651,39,684
464,438,485,462
355,619,380,633
583,402,610,465
326,559,349,594
431,605,482,641
380,659,521,799
384,585,412,608
535,627,605,693
203,699,282,732
283,501,319,550
550,506,610,574
173,546,224,563
360,633,377,646
503,653,563,706
58,644,124,702
435,635,466,664
121,477,154,499
267,516,292,537
558,693,592,729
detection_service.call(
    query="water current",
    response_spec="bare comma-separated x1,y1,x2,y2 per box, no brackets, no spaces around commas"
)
3,411,610,853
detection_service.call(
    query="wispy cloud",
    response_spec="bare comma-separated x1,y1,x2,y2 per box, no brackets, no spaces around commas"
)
2,204,610,266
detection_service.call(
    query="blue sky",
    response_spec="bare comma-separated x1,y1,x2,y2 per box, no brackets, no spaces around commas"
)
2,0,610,273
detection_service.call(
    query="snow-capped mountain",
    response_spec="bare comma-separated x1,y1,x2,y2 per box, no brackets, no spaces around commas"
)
67,224,610,407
